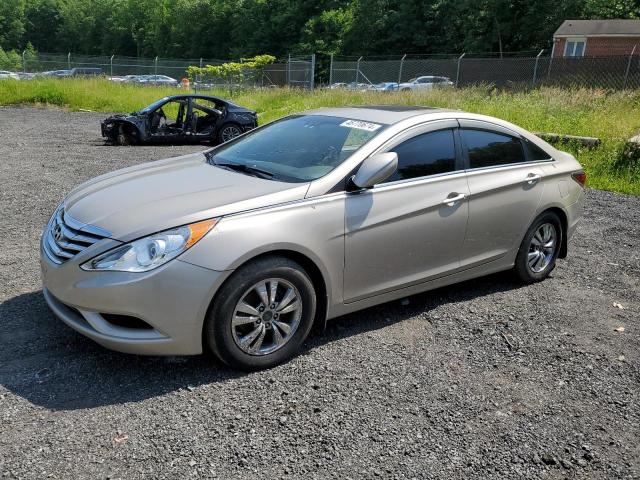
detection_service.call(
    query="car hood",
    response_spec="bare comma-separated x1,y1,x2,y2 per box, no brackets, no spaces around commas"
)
63,152,309,241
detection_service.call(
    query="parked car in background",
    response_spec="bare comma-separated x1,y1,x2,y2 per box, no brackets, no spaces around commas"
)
346,82,371,91
0,71,20,80
39,70,72,77
69,67,102,76
16,72,35,80
137,75,179,87
370,82,399,91
109,75,147,83
45,106,585,370
329,82,347,89
398,76,454,91
119,75,143,83
101,94,258,145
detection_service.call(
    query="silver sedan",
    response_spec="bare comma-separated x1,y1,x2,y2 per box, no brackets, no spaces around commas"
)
41,106,586,370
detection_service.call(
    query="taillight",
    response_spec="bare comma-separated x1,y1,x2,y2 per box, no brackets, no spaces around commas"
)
571,171,587,187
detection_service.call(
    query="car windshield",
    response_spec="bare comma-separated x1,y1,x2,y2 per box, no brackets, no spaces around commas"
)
207,115,386,183
139,97,170,113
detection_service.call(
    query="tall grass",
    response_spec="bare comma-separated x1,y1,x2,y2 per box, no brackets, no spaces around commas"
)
1,78,639,194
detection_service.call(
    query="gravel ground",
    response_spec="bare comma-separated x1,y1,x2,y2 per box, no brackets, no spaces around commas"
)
0,107,639,480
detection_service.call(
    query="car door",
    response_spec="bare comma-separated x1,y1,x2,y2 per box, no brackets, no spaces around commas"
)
458,120,547,268
344,120,470,302
415,77,428,90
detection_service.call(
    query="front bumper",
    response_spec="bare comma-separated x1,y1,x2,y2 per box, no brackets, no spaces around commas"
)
100,121,116,140
41,247,231,356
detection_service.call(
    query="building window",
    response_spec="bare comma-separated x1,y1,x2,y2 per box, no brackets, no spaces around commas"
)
564,38,586,57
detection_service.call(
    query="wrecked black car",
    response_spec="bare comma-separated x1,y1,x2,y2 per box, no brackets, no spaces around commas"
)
101,95,258,145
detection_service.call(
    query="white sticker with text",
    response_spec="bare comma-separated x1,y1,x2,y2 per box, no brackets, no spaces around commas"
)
340,120,382,132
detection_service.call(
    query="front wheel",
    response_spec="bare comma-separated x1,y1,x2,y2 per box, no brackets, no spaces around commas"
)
514,211,562,283
116,124,139,146
205,256,317,370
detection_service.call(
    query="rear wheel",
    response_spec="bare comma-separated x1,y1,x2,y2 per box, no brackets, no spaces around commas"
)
218,123,243,143
514,211,562,283
205,256,316,370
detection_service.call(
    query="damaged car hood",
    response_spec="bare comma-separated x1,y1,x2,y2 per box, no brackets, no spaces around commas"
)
63,152,309,241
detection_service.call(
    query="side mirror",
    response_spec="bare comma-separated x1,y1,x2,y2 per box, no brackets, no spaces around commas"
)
351,152,398,189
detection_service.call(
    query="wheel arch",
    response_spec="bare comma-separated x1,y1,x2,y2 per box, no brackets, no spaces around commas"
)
540,206,569,258
217,121,243,141
205,248,330,337
113,120,142,139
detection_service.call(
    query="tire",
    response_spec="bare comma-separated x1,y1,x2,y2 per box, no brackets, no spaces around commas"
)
116,124,138,146
514,211,562,283
217,123,243,144
204,256,317,371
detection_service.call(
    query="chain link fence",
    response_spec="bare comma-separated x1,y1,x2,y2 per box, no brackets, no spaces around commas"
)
329,50,640,90
13,50,640,90
19,52,316,89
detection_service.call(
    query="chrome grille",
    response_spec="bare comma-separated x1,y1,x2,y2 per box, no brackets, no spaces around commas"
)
43,208,110,265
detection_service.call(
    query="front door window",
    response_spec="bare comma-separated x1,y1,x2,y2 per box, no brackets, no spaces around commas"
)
150,99,187,135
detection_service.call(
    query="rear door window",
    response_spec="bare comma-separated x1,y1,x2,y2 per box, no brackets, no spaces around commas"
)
460,129,526,169
384,129,457,183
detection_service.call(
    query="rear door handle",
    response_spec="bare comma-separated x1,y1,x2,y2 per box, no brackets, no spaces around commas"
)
525,173,542,185
442,193,467,206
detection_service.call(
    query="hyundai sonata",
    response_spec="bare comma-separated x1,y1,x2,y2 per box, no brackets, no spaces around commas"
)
41,106,585,370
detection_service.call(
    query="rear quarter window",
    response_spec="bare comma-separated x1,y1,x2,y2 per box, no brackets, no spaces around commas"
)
525,139,553,161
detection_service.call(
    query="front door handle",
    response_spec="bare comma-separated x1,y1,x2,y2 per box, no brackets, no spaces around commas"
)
442,193,467,206
525,173,542,185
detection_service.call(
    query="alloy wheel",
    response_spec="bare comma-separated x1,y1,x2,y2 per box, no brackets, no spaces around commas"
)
221,125,242,142
528,223,557,273
231,278,302,356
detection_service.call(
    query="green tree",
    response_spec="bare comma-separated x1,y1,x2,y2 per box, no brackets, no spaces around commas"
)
0,0,26,50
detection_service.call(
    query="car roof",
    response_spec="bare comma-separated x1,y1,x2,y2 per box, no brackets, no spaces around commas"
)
303,106,452,125
164,94,224,102
160,94,253,111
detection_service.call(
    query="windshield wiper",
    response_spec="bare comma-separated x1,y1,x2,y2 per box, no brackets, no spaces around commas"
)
213,161,274,180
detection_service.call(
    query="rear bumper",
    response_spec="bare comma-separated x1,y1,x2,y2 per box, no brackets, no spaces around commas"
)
566,189,586,242
41,251,231,355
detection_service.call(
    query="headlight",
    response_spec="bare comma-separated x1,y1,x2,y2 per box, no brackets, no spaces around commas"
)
81,218,218,272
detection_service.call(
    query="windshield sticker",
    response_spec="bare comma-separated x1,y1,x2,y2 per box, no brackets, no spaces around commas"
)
340,120,382,132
